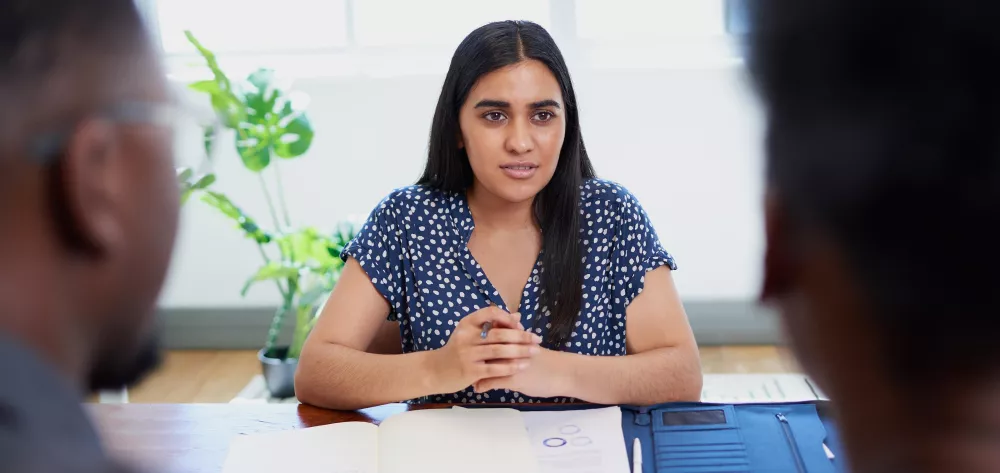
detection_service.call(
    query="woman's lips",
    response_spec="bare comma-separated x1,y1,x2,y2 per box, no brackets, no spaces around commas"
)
500,163,538,179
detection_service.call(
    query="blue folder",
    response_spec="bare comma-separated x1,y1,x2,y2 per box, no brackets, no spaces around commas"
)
471,401,846,472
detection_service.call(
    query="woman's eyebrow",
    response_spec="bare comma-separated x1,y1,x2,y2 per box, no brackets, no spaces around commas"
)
529,99,561,109
473,99,562,109
474,99,510,109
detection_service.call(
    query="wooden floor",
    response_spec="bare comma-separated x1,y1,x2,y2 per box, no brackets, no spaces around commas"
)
117,346,800,403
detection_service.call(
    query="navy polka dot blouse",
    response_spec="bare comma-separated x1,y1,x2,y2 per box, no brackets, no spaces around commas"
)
341,178,676,404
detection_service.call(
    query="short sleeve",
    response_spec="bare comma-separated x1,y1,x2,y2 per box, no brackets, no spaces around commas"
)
341,197,407,321
614,193,677,307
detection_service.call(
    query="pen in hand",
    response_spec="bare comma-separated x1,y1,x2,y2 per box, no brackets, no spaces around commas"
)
480,321,492,339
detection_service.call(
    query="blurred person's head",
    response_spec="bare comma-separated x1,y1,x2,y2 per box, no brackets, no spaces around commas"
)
418,20,595,346
0,0,178,392
749,0,1000,471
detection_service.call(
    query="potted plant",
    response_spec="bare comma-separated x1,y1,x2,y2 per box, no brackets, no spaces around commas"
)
179,31,357,398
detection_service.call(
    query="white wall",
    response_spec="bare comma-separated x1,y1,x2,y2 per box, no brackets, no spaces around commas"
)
160,63,767,309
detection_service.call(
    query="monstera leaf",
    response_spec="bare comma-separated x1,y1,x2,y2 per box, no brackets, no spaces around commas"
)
185,30,316,173
272,100,315,159
233,69,315,171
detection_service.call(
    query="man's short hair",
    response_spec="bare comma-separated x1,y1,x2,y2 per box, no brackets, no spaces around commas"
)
0,0,149,149
747,0,1000,385
1,0,146,74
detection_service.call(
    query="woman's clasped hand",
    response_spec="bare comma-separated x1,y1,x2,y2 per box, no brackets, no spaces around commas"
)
425,307,543,395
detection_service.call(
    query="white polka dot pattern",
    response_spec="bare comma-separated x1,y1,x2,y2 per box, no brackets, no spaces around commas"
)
341,178,676,404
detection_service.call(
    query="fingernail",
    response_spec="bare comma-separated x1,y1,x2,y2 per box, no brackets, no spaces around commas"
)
519,361,529,370
533,334,543,344
530,346,540,355
518,322,525,330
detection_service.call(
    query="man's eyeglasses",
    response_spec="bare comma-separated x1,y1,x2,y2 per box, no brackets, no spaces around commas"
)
27,100,222,195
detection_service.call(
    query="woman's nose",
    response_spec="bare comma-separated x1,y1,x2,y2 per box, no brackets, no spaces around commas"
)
505,120,534,155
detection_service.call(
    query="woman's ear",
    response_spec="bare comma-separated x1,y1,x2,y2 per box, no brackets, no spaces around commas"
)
457,132,464,149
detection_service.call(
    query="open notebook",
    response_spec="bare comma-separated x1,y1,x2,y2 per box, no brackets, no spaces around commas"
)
221,407,540,473
221,406,630,473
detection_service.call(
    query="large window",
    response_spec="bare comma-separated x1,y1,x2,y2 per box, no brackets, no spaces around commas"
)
156,0,351,54
575,0,725,41
353,0,551,47
141,0,744,76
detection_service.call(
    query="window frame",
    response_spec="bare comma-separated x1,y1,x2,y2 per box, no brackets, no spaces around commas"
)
138,0,747,77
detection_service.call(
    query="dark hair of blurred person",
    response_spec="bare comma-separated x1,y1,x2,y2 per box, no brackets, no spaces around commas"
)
0,0,178,471
749,0,1000,472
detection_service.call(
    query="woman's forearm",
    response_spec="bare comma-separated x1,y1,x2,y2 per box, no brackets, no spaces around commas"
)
294,342,438,410
556,347,703,405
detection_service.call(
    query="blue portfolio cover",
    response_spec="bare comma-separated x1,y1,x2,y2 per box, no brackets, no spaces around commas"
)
472,400,846,472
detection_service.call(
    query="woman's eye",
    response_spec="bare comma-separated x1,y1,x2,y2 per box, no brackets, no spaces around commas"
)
533,111,554,122
484,111,506,122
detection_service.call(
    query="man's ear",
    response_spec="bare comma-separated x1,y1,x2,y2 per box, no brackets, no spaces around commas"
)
761,188,795,302
54,119,125,256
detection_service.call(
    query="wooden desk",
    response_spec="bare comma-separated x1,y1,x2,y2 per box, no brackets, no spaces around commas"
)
87,403,412,473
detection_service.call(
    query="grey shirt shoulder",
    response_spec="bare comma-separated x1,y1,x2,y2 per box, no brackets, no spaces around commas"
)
0,332,134,473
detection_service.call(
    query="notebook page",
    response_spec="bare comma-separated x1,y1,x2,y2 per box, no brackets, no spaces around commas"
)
519,407,630,473
377,408,540,473
221,422,379,473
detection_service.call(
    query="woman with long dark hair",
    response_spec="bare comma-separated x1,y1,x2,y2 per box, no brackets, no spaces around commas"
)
295,21,701,409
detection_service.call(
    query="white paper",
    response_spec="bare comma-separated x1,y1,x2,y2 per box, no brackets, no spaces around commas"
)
700,374,825,403
378,408,541,473
519,407,631,473
220,422,378,473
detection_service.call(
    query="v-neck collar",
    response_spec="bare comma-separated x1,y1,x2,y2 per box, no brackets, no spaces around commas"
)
448,191,542,314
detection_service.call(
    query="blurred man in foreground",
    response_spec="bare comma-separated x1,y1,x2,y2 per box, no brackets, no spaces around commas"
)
749,0,1000,472
0,0,178,471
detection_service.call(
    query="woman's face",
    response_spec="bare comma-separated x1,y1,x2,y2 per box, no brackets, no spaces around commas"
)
458,59,566,204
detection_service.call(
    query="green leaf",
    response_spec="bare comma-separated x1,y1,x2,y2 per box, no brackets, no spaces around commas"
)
235,127,271,172
200,191,272,243
188,79,218,94
184,30,246,128
202,125,217,157
273,112,314,158
242,262,299,297
211,95,244,128
331,221,359,253
185,30,231,90
245,69,279,126
247,68,275,94
192,173,216,190
176,167,193,183
177,167,215,205
244,91,270,126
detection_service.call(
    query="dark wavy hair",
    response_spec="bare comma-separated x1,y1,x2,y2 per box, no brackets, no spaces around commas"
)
417,20,596,348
